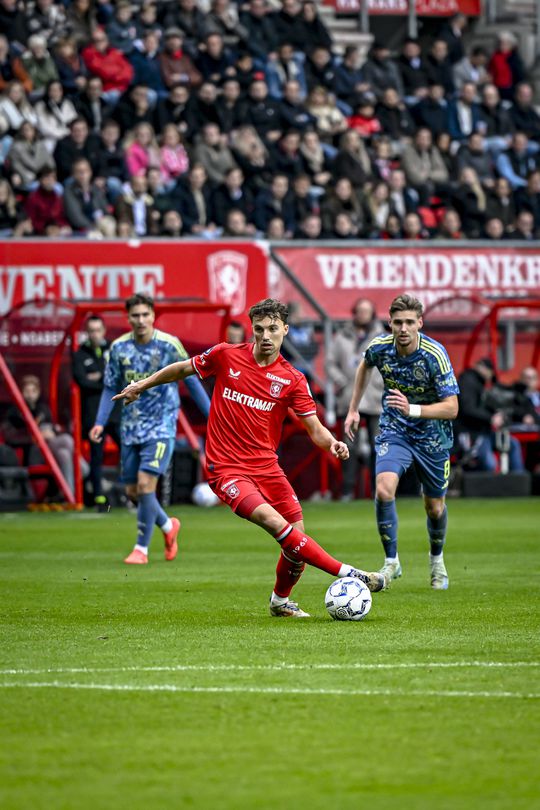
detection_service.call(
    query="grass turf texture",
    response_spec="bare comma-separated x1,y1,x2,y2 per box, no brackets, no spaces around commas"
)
0,498,539,810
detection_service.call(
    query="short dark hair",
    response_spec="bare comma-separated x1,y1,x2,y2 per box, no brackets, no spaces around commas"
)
86,313,104,325
125,292,154,312
248,298,288,324
389,294,423,318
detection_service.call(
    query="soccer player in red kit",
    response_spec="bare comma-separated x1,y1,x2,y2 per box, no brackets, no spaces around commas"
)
113,298,385,616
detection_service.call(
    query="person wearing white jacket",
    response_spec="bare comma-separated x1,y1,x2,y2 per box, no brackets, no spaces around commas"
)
34,79,77,152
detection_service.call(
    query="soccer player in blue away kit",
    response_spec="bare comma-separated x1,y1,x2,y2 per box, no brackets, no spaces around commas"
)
345,294,459,589
90,293,211,564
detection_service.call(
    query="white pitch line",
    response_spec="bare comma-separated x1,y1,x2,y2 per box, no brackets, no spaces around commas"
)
0,661,538,676
0,681,538,699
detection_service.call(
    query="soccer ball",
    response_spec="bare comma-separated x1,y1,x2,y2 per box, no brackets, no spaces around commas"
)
325,577,372,621
191,482,220,508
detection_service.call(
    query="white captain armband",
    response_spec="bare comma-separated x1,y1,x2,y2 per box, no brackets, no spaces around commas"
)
408,404,422,418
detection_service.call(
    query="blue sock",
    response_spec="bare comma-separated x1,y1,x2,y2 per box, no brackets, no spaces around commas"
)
154,501,169,530
136,493,159,549
375,499,398,559
427,506,447,556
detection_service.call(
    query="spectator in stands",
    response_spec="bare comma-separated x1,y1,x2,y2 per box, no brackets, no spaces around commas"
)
105,0,136,55
291,172,318,222
159,28,203,91
6,121,53,189
456,132,495,188
225,320,247,343
160,208,184,237
295,211,325,238
299,129,332,187
25,165,71,235
196,32,235,84
401,127,449,205
266,42,307,101
452,166,486,239
0,80,38,140
299,2,332,53
52,115,98,181
453,46,489,94
333,45,368,110
509,209,536,240
74,75,110,133
0,34,31,94
239,0,277,62
53,37,87,98
402,210,427,239
279,78,316,132
184,80,222,134
216,77,244,133
363,180,391,237
129,30,166,98
496,131,540,190
93,118,127,199
483,216,504,240
455,357,525,472
376,87,415,149
21,33,58,98
234,49,257,92
387,168,419,219
413,81,448,137
204,0,249,50
223,207,255,236
124,121,160,178
229,124,271,192
509,83,540,141
159,123,189,186
436,207,464,239
381,212,403,239
321,175,364,235
34,79,78,151
268,128,304,178
330,211,358,239
163,0,206,55
266,215,286,238
82,28,133,101
113,83,158,135
25,0,66,44
485,176,516,234
0,0,29,52
172,162,216,235
332,128,372,191
305,85,347,144
273,0,304,50
371,136,393,182
517,367,540,423
254,172,295,234
425,39,454,97
488,32,525,102
326,298,384,500
63,157,116,237
155,82,192,134
515,169,540,232
348,94,382,142
0,177,27,236
448,81,481,142
72,314,120,508
65,0,97,48
135,1,161,42
193,121,237,186
439,12,467,65
4,374,78,494
115,174,160,236
477,83,514,150
398,37,428,105
211,166,254,227
304,46,336,94
239,80,282,142
362,41,404,101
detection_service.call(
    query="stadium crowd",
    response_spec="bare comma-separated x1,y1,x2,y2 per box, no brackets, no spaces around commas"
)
1,2,540,240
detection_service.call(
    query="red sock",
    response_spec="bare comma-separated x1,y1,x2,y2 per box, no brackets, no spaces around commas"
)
273,551,305,598
275,525,342,576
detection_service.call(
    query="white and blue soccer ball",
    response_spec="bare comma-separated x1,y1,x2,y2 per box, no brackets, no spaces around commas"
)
325,577,372,621
191,482,220,508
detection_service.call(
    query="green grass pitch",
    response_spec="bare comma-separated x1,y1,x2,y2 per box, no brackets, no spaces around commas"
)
1,498,539,810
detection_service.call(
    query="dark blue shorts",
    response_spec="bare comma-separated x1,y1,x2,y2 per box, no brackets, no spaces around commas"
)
375,435,450,498
120,438,175,484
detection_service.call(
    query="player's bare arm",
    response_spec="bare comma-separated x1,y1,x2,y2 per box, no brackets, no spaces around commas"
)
386,390,459,420
344,360,373,439
112,358,195,403
301,414,349,460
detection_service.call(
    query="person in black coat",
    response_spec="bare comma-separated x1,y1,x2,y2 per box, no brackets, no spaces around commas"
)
216,77,246,133
111,84,158,136
477,83,515,140
278,79,317,131
268,129,306,178
376,87,416,142
438,13,467,65
74,76,112,134
514,169,540,232
183,80,222,134
304,46,336,93
239,0,278,61
155,84,192,136
210,166,254,226
53,117,100,182
398,38,429,103
425,39,455,97
72,315,120,506
333,45,367,109
254,173,296,233
171,163,215,234
271,0,304,49
238,79,282,142
298,1,332,52
509,83,540,141
413,83,449,137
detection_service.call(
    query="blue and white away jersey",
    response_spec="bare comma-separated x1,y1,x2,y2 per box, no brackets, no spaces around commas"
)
364,332,460,451
104,329,187,445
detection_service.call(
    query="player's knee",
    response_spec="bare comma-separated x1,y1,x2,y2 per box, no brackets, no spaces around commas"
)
375,482,395,501
425,500,445,520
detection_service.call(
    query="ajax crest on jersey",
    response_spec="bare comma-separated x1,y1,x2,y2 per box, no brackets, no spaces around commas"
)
377,442,389,457
325,577,372,621
191,482,220,508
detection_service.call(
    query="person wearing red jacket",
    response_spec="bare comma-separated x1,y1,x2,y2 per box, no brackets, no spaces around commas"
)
82,28,133,98
24,166,71,235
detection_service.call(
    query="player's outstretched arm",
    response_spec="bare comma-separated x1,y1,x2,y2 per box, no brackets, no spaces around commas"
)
112,358,195,403
344,360,372,440
386,390,459,420
301,414,349,460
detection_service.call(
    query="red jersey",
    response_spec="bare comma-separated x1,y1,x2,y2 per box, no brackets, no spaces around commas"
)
191,342,317,473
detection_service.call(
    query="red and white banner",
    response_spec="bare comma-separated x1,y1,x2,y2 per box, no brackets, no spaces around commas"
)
0,240,268,318
270,245,540,321
332,0,481,15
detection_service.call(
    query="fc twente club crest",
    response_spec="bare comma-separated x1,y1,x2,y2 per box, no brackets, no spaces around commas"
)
270,381,283,397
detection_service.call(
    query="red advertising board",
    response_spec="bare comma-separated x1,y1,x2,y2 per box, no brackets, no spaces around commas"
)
270,245,540,321
332,0,481,15
0,240,268,318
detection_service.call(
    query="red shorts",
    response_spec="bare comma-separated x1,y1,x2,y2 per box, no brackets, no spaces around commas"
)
208,466,303,523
